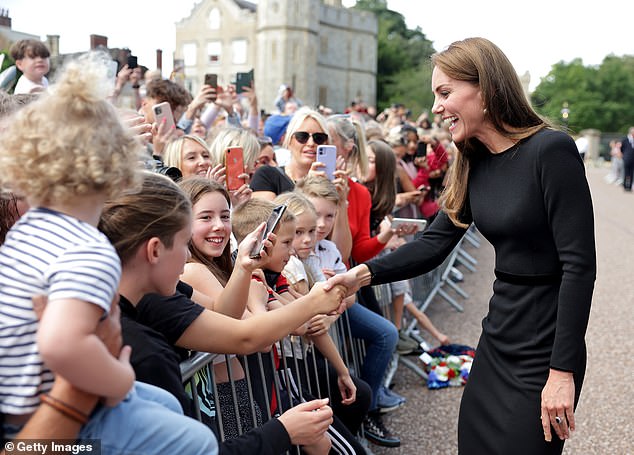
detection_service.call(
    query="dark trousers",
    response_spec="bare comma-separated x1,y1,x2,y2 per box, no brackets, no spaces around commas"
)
623,157,634,191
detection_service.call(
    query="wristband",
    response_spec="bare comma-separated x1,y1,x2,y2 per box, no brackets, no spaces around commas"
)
40,393,90,424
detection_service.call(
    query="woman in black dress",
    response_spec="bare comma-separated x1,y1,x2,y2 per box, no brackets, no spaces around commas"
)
326,37,596,455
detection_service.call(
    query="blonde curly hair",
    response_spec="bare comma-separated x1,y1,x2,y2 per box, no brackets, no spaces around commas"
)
0,51,142,206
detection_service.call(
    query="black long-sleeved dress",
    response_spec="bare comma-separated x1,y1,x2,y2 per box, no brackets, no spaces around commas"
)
366,129,596,454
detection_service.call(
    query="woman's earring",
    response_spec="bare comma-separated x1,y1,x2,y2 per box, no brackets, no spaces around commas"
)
483,108,488,115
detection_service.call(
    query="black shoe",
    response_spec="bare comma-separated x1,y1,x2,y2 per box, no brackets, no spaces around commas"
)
363,413,401,447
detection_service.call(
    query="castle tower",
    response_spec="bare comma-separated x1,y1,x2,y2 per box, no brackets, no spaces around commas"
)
256,0,321,112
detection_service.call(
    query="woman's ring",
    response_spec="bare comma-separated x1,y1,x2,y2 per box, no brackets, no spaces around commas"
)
555,416,562,424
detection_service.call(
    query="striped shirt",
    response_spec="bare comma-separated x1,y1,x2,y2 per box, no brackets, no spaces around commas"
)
0,207,120,415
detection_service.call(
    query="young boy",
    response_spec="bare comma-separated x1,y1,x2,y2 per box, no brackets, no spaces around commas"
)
232,197,367,455
9,39,50,94
295,176,408,447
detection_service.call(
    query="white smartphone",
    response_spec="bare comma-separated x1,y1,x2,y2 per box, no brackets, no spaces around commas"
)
249,205,287,259
152,101,175,130
391,217,427,232
317,145,337,180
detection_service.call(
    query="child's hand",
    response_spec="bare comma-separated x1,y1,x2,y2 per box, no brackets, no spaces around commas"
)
437,333,450,345
321,268,336,279
102,345,135,407
306,314,338,336
337,372,357,405
236,222,275,271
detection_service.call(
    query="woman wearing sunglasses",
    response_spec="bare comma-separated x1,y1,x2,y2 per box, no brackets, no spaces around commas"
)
250,107,330,200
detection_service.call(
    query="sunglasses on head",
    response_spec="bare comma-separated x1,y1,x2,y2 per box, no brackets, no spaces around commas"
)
293,131,328,145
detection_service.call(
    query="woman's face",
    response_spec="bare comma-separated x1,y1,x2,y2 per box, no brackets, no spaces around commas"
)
431,67,484,144
255,144,276,170
180,138,212,178
191,118,208,139
290,117,326,170
191,191,232,259
328,125,352,161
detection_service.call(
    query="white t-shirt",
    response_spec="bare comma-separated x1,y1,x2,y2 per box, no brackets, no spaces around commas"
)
13,74,48,95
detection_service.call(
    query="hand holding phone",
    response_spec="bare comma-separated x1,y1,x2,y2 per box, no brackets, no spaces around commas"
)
391,217,427,232
236,69,254,94
249,205,287,259
317,145,337,180
204,74,218,101
225,147,246,191
127,55,138,69
152,101,175,130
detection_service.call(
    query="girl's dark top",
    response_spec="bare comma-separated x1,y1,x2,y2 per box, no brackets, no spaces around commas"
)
120,281,292,455
365,128,596,373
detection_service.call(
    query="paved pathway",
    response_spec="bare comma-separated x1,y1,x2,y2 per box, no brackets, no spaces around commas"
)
370,166,634,454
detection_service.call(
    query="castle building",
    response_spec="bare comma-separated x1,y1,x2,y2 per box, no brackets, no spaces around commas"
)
174,0,377,113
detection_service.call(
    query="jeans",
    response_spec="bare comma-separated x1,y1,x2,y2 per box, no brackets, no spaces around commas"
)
79,381,218,455
346,302,398,411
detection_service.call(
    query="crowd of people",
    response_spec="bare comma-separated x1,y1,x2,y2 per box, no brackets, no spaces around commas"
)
0,36,596,455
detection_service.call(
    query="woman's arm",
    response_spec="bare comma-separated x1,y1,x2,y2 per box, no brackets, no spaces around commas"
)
175,282,346,354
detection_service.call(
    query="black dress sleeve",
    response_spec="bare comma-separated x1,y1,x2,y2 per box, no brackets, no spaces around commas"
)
538,133,596,371
366,209,469,285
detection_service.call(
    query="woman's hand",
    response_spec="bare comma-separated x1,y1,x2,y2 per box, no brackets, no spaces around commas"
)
230,176,252,208
337,372,356,405
333,158,350,201
541,369,575,442
323,264,368,298
151,117,177,156
205,164,226,184
122,113,152,145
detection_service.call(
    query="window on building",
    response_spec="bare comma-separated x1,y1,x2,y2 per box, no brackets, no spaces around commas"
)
183,43,197,67
207,41,221,64
232,39,247,65
208,8,221,29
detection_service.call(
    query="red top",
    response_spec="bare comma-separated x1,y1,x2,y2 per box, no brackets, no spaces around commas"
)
347,178,385,264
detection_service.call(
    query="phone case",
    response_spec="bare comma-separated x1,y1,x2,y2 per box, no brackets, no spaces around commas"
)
391,218,427,232
204,73,217,87
317,145,337,180
249,205,287,258
152,101,175,130
236,69,254,94
225,147,245,191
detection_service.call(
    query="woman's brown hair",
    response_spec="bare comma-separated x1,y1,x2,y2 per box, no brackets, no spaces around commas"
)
432,37,548,227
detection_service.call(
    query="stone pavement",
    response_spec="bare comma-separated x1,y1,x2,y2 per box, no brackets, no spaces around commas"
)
370,166,633,454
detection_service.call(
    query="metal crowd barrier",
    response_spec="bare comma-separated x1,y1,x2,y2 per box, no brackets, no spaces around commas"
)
178,226,482,448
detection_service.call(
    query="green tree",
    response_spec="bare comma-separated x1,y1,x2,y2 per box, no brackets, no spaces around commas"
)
531,55,634,134
353,0,435,115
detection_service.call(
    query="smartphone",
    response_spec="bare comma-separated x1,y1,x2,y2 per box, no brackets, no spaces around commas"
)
127,55,138,69
317,145,337,180
415,141,427,157
391,217,427,232
204,73,218,88
225,146,245,191
152,101,175,130
204,73,218,101
249,205,287,259
236,69,254,94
